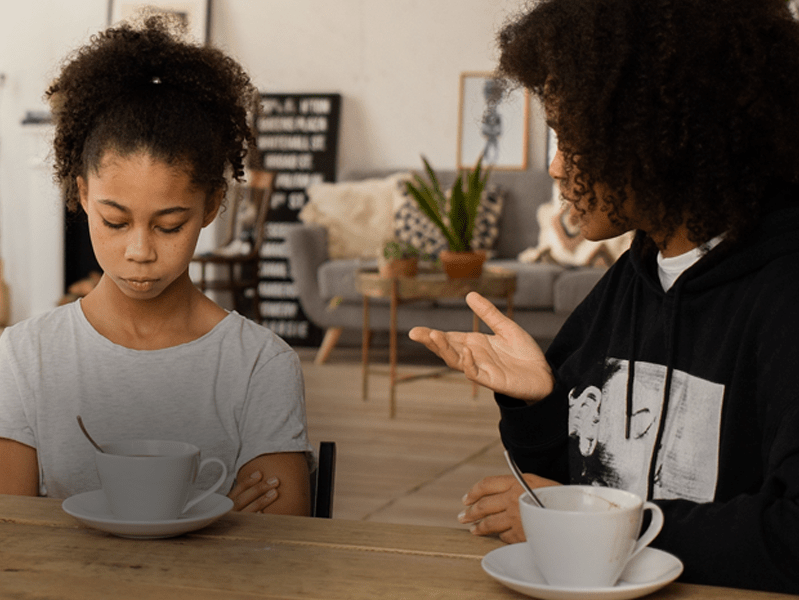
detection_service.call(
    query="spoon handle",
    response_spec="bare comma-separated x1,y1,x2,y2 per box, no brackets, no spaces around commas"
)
504,450,545,508
76,416,105,453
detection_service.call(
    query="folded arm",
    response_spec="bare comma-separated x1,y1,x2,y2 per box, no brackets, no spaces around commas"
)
0,439,38,496
228,451,310,516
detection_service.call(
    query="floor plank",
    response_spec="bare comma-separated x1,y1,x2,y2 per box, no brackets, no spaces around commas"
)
297,345,508,527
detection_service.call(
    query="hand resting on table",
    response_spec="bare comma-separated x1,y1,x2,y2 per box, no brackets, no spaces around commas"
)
459,473,560,543
409,292,555,402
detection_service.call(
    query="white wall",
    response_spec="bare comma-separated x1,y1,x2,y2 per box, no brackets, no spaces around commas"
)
0,0,542,324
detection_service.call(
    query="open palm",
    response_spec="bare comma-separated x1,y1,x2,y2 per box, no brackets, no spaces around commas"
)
409,292,554,402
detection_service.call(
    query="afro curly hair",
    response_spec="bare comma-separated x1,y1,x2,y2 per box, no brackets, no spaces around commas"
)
46,13,259,212
498,0,799,246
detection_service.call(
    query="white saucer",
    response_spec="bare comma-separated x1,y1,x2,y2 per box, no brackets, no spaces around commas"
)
482,544,683,600
62,490,233,539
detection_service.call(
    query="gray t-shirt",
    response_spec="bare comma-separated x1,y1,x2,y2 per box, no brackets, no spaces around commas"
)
0,301,313,498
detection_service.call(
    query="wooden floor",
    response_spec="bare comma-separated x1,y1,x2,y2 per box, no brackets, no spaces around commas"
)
296,341,508,529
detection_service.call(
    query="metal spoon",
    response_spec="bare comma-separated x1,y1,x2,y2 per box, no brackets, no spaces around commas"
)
76,416,105,453
504,450,545,508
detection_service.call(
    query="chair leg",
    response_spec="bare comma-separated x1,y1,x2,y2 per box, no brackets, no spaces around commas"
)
314,327,343,365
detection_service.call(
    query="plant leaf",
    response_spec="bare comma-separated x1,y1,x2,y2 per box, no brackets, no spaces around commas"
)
421,156,446,212
405,181,459,250
448,175,469,251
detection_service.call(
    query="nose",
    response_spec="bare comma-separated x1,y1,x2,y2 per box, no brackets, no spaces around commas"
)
124,228,157,263
549,147,566,181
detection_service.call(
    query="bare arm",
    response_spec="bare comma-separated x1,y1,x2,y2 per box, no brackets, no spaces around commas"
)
0,439,38,496
228,451,310,516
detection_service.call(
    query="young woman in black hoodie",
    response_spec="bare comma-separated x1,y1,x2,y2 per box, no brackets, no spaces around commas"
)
410,0,799,593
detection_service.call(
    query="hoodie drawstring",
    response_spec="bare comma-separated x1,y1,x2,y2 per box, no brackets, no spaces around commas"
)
624,280,641,440
645,281,682,500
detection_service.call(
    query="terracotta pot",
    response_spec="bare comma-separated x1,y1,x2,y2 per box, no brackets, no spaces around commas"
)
378,257,419,278
439,250,486,279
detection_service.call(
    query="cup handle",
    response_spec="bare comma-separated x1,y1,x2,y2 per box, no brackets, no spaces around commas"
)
183,457,227,513
629,501,664,560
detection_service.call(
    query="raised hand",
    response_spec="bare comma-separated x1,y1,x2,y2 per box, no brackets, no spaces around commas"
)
409,292,554,402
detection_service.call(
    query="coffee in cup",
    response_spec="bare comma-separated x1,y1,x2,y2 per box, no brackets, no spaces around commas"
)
95,439,227,521
519,485,664,588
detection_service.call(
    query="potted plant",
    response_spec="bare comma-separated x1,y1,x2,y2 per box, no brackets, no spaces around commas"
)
378,240,420,278
404,155,490,278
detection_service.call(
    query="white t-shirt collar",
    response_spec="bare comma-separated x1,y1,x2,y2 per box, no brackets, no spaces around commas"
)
657,235,725,291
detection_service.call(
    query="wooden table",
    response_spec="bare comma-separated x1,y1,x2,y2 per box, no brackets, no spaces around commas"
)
0,495,792,599
356,267,517,418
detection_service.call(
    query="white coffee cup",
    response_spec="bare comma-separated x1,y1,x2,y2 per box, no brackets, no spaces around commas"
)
519,485,664,588
95,439,227,521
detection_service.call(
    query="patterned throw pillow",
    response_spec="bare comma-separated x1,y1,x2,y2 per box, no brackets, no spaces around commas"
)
393,185,505,257
518,187,633,267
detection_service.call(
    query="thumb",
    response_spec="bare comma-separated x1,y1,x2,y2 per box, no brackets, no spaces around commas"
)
465,292,515,337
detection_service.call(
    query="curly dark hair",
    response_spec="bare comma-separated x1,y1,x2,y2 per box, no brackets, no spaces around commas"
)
46,14,259,212
497,0,799,246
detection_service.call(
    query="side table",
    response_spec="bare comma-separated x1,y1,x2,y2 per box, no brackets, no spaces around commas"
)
355,268,517,418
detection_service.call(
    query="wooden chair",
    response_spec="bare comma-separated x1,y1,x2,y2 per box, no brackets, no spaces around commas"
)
311,441,337,518
192,171,275,322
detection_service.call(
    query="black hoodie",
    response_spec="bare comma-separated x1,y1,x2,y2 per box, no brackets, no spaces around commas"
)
496,185,799,593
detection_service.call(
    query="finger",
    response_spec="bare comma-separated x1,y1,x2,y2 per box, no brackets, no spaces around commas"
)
461,345,480,380
229,474,279,511
228,470,263,502
462,474,517,505
428,330,469,369
408,326,432,343
460,488,520,524
409,328,464,366
498,524,527,544
239,488,278,514
468,511,515,538
465,292,516,337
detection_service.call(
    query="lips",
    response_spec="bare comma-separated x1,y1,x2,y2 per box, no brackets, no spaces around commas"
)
122,278,159,292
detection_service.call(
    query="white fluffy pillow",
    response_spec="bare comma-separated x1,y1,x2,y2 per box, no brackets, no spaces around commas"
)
300,173,411,259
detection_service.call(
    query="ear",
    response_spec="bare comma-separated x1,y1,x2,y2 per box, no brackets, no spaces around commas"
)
77,176,89,213
202,189,224,228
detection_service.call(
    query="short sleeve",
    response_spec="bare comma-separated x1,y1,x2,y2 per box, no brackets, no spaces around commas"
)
0,330,37,448
235,348,314,474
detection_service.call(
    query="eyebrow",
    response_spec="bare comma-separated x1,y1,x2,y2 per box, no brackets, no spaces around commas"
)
97,199,191,217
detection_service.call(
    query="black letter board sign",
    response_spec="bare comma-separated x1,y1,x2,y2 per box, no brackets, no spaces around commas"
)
256,93,341,346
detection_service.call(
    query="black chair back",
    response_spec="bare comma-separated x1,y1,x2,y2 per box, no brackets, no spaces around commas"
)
311,441,336,518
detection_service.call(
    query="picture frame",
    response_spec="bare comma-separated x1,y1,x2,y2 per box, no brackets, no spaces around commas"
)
457,71,530,171
108,0,211,43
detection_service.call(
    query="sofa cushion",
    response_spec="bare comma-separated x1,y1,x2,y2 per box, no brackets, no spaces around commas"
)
318,259,375,302
486,260,564,310
316,258,603,313
430,260,564,311
393,185,505,257
553,267,606,314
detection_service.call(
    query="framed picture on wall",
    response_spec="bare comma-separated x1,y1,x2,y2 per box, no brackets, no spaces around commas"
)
457,71,530,171
108,0,211,43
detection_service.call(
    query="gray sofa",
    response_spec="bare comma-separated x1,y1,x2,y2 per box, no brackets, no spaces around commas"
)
284,170,607,362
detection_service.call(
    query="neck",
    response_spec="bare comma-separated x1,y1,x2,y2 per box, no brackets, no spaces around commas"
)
82,271,208,349
651,224,700,258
